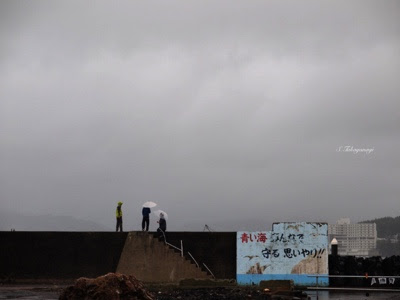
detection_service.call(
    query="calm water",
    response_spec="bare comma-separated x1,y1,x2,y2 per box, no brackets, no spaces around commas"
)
307,290,400,300
0,285,62,299
1,286,400,299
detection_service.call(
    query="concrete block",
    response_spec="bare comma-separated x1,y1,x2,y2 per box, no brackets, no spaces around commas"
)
117,232,211,283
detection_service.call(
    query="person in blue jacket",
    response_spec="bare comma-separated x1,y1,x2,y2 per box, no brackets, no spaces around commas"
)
142,206,151,231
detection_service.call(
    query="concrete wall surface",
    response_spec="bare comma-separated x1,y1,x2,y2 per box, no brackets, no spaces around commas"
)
0,231,236,282
0,232,127,280
329,255,400,287
8,230,398,287
116,232,210,283
159,232,237,279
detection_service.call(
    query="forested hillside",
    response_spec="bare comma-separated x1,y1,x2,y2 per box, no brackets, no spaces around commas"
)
360,216,400,238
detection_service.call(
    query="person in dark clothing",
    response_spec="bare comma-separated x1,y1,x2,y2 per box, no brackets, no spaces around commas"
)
116,202,123,232
142,206,151,231
157,213,167,240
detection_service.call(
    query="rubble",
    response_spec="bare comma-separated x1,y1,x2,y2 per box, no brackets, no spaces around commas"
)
59,273,311,299
59,273,154,300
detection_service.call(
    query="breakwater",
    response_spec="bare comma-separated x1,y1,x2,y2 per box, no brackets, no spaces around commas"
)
329,255,400,287
0,231,236,282
0,232,127,281
1,231,400,287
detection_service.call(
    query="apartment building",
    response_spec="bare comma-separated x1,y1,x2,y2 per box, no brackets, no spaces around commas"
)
328,218,377,256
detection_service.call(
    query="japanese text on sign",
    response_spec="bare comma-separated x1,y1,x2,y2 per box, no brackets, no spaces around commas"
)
371,277,396,286
262,248,326,259
241,232,268,243
271,233,304,243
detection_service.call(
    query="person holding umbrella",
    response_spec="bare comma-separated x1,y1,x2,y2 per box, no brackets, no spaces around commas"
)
116,202,123,232
142,201,156,232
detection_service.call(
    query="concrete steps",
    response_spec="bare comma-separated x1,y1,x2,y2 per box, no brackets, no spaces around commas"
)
151,233,215,278
116,232,211,283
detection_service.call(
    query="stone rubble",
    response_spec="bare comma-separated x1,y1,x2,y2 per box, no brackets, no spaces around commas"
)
59,272,154,300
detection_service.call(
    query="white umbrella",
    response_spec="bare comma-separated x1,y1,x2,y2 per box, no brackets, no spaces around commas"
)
142,201,157,208
153,209,168,220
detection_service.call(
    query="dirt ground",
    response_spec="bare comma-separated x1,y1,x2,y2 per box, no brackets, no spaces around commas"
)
0,285,304,300
2,284,400,299
56,273,307,300
148,285,309,300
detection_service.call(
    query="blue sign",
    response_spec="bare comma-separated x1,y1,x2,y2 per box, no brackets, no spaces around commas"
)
237,222,329,286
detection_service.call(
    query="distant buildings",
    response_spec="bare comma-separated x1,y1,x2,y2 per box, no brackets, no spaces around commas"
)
328,218,377,256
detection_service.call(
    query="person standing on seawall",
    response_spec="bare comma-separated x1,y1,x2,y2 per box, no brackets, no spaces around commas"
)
116,202,123,232
142,206,151,231
157,212,167,240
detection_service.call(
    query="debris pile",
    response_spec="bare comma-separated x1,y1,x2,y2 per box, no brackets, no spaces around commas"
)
59,272,154,300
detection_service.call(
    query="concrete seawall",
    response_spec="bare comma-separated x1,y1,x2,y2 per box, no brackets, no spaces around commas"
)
0,231,236,283
116,232,211,282
2,231,400,287
0,232,128,280
160,232,236,279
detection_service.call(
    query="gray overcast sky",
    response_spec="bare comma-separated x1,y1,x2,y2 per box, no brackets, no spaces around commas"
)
1,1,399,231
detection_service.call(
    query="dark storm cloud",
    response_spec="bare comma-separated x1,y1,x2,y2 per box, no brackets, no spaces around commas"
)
1,1,399,231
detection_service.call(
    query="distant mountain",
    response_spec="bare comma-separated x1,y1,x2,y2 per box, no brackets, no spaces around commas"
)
0,212,111,231
360,216,400,238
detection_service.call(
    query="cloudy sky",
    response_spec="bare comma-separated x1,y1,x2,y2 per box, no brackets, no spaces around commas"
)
1,1,399,231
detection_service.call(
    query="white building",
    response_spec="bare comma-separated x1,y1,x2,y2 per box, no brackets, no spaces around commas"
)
328,219,377,256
